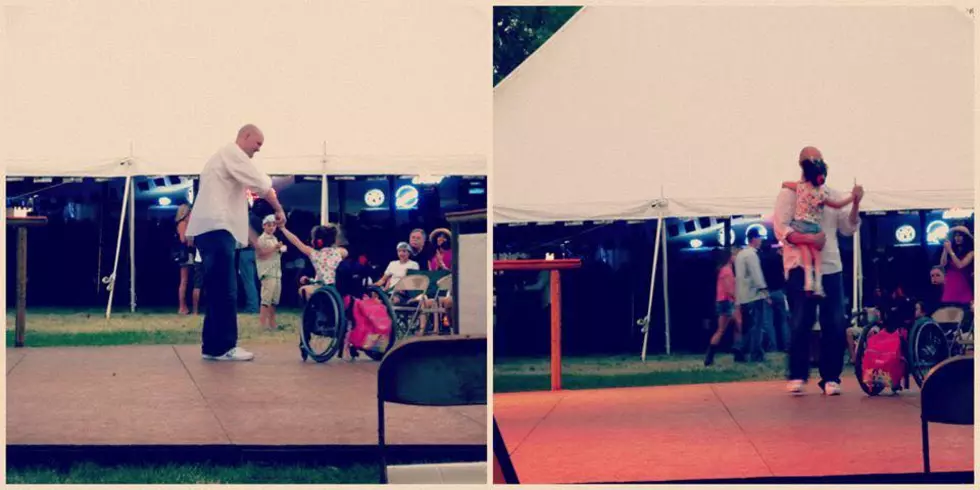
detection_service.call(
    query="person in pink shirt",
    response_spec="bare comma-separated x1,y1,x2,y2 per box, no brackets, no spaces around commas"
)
705,248,741,366
940,226,974,306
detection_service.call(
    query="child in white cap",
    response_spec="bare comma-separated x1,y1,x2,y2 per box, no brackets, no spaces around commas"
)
255,214,288,330
376,242,420,303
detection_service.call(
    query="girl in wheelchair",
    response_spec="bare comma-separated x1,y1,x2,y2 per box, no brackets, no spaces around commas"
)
279,223,347,301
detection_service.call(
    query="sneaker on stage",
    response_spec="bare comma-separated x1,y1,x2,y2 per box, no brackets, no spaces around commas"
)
787,379,805,395
203,347,255,361
822,381,841,396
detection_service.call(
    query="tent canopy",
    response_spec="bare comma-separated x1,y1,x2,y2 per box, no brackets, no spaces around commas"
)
2,0,489,178
494,6,974,223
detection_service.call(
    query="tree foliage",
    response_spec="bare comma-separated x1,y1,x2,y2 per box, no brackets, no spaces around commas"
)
493,6,581,86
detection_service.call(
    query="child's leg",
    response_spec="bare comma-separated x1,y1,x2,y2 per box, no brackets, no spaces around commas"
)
799,245,814,291
812,246,824,295
269,305,277,329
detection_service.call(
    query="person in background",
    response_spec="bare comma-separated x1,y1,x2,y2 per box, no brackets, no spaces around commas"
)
237,198,262,314
429,228,453,271
734,227,769,363
192,248,204,315
408,228,434,269
761,243,791,352
940,226,974,306
175,204,195,315
926,266,946,312
377,242,420,303
704,248,740,366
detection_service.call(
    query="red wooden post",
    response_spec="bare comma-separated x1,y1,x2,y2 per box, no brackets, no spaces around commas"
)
494,259,581,391
550,270,562,390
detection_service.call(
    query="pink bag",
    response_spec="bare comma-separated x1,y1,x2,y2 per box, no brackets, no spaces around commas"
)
347,296,393,353
860,328,907,394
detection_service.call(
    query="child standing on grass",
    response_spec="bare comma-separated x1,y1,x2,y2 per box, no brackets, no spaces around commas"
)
781,158,855,296
255,215,287,330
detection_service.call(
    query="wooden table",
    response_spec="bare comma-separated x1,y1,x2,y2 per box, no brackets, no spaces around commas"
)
7,215,48,347
493,259,582,391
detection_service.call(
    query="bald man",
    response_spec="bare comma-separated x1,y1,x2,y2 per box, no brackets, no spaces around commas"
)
773,146,863,395
186,125,285,361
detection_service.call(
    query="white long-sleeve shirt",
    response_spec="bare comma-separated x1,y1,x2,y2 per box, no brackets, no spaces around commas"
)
735,246,767,305
773,186,860,277
185,143,273,247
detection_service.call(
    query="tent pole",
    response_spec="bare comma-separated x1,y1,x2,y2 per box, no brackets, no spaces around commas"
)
852,178,861,312
640,208,664,362
662,210,671,355
106,174,132,319
321,141,328,226
854,219,861,311
129,173,136,313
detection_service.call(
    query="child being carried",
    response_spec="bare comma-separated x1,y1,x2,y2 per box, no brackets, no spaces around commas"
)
781,157,855,297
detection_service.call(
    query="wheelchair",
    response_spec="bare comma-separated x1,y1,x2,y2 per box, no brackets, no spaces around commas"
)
852,303,913,396
907,304,974,388
299,283,398,363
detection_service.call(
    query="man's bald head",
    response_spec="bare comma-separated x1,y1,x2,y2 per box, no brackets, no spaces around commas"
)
799,146,822,163
236,124,264,158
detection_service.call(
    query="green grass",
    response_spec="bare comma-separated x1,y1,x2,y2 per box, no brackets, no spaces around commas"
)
7,462,377,484
494,353,788,393
5,308,304,348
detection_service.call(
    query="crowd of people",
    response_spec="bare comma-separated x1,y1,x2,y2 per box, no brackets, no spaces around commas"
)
170,125,456,361
706,146,974,397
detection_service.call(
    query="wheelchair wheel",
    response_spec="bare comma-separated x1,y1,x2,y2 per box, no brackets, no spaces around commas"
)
854,325,886,396
300,286,347,363
909,320,949,388
362,285,398,362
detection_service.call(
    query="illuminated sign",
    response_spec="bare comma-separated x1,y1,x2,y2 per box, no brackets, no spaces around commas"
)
926,221,949,245
364,189,386,208
717,228,735,246
395,185,419,210
895,224,916,244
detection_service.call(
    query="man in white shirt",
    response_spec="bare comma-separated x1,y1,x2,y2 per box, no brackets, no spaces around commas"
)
186,125,285,361
734,228,769,363
774,146,863,395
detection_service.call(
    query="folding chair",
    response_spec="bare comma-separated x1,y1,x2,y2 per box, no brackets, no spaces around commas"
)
920,355,974,474
377,335,487,483
390,275,430,336
429,275,453,334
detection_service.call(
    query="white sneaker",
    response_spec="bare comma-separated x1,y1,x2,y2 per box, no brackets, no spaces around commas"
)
787,379,805,395
203,347,255,361
822,381,841,396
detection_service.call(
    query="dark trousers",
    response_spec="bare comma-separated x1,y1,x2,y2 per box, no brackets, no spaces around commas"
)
786,268,846,386
196,230,239,356
740,299,766,362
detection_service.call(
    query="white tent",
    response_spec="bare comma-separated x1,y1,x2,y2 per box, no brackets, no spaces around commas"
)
2,0,490,315
493,6,974,356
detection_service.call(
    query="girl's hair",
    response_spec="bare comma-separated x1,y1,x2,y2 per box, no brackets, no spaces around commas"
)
310,225,339,250
432,230,451,249
950,228,974,257
800,159,827,186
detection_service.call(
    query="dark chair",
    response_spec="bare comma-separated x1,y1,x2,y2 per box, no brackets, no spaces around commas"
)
493,417,520,484
377,335,487,483
920,355,974,473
